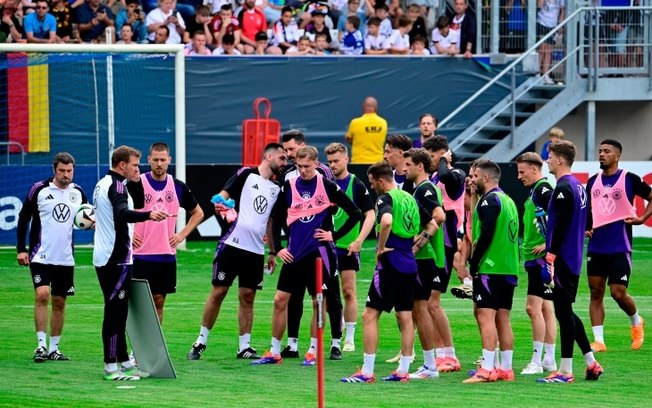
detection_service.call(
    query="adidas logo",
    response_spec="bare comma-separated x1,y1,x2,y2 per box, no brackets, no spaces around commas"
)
476,294,482,301
424,190,433,197
481,200,488,207
67,286,74,293
544,288,552,294
557,192,565,199
253,184,259,190
45,194,54,200
377,199,384,205
433,276,441,283
541,187,550,194
621,275,628,281
157,197,163,202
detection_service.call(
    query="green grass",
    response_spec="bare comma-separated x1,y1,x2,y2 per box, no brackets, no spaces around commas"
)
2,239,652,407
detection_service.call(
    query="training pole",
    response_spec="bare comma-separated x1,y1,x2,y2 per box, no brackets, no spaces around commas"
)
315,258,325,408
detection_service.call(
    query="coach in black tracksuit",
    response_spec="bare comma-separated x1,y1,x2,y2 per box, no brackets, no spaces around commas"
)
93,146,168,377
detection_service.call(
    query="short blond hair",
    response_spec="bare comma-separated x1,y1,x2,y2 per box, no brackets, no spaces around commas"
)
549,127,565,140
296,145,319,161
324,143,348,156
516,152,544,168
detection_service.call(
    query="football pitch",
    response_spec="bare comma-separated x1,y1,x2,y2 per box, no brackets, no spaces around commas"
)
1,239,652,407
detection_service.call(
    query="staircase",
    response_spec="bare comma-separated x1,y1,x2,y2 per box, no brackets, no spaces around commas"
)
445,77,567,161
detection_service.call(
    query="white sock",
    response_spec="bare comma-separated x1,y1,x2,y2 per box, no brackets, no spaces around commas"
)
398,355,412,374
543,343,556,364
531,341,543,365
121,360,134,369
49,336,60,354
287,337,298,352
423,349,436,370
239,333,251,352
463,277,473,286
196,326,210,345
309,337,317,354
331,338,341,349
344,322,356,342
560,358,573,374
37,331,47,348
105,363,118,373
583,351,596,366
500,350,513,370
443,346,456,358
362,353,375,376
629,312,641,327
493,347,501,368
481,349,495,371
592,325,605,343
271,338,282,355
435,347,445,360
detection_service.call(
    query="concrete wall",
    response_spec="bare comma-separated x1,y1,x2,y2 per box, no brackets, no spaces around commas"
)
536,101,652,161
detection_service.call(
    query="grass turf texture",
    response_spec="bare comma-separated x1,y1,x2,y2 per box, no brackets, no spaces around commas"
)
1,239,652,407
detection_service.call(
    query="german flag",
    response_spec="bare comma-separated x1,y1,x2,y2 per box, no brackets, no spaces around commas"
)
0,52,50,154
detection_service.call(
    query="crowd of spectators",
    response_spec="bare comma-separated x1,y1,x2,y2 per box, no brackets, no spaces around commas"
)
0,0,646,71
0,0,478,56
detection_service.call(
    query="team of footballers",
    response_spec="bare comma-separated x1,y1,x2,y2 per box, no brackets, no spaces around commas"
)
16,133,650,383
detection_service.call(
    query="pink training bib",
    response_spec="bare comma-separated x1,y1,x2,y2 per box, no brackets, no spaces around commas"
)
133,174,179,255
591,170,636,229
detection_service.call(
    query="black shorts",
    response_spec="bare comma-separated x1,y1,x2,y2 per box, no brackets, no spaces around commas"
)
473,274,518,311
213,245,264,290
536,23,555,45
432,265,451,293
366,259,416,313
587,252,632,288
415,259,436,301
277,248,337,297
552,259,580,303
525,258,554,300
30,263,74,297
336,248,360,272
132,258,177,295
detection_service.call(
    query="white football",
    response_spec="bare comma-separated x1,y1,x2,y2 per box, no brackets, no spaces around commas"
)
74,203,96,230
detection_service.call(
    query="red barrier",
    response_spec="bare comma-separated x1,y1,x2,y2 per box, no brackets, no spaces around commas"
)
241,97,281,167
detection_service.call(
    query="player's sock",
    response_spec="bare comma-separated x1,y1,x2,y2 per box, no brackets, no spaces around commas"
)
560,358,573,374
196,326,210,345
423,349,436,370
308,337,317,354
287,337,298,352
481,349,495,371
583,351,596,366
362,353,375,376
344,322,356,342
121,360,134,369
443,346,456,358
435,348,444,360
543,343,556,365
531,341,543,365
463,277,472,286
239,333,251,352
493,347,501,369
629,311,641,327
37,331,47,349
271,337,282,355
398,355,412,374
500,350,513,370
105,363,118,373
331,338,341,349
592,325,605,343
48,336,60,354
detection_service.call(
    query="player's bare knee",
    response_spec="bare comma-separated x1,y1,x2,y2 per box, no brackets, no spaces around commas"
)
35,288,49,305
50,295,66,311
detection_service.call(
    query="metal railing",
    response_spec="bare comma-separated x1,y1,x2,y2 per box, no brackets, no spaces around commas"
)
0,142,26,165
441,5,652,152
